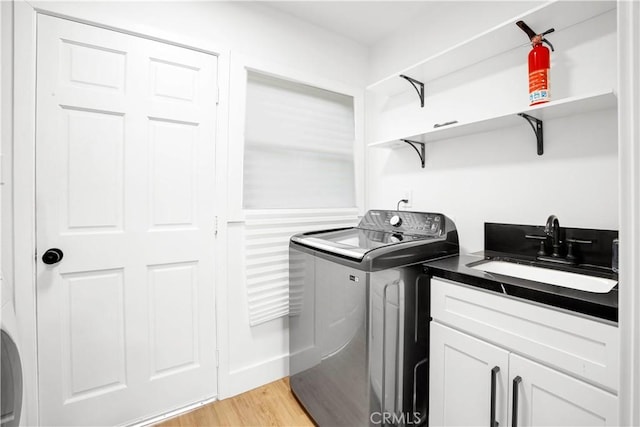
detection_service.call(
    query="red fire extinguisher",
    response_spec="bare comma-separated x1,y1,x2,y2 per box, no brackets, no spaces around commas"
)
517,21,555,106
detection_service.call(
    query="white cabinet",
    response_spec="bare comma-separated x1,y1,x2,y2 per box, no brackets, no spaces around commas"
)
429,279,619,427
509,354,618,426
430,323,618,427
430,278,619,392
430,322,509,426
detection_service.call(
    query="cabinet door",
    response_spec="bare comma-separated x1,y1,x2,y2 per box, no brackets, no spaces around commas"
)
430,322,509,427
509,354,618,426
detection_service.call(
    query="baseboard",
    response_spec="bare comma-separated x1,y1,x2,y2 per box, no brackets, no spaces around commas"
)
224,353,289,398
125,395,218,427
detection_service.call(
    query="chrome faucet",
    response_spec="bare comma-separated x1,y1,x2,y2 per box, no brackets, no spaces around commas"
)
544,214,561,256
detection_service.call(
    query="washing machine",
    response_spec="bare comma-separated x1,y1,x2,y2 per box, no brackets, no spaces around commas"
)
1,273,24,427
289,210,459,426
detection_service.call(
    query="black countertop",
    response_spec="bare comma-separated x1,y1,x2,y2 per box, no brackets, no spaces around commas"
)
423,252,618,323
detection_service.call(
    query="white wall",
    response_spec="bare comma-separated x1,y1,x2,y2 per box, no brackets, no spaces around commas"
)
1,1,14,309
367,111,618,253
30,1,367,88
19,0,369,405
366,4,618,254
368,1,538,84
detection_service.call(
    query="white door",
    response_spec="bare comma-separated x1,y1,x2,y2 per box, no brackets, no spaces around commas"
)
509,354,618,426
35,14,218,426
429,322,509,427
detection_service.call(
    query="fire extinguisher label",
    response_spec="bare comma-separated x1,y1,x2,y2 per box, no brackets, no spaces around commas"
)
529,68,550,105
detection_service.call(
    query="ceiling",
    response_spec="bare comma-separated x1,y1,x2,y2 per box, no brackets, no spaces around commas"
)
262,1,434,46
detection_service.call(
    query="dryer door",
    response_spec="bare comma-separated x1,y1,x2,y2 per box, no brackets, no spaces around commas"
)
1,330,22,427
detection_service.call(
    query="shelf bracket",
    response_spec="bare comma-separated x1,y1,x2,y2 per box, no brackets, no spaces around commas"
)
518,113,544,155
399,75,425,108
401,139,426,168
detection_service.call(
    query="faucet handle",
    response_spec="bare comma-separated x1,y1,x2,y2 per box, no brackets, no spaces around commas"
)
525,234,547,240
566,238,594,245
565,239,593,264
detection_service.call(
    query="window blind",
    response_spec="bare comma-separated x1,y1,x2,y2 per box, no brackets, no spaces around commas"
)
243,71,356,209
244,209,359,326
242,71,358,326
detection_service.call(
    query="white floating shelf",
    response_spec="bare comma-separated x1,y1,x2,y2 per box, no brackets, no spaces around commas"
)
367,1,616,99
369,90,617,150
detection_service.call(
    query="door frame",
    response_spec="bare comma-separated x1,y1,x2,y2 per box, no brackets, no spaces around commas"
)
11,2,231,424
617,1,640,425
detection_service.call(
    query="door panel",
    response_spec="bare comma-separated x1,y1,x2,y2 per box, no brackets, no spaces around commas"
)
429,322,510,427
64,107,125,231
509,354,618,426
36,14,218,426
148,119,198,227
62,269,126,403
148,262,199,378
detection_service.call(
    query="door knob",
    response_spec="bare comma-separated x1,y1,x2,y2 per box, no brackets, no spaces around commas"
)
42,248,64,265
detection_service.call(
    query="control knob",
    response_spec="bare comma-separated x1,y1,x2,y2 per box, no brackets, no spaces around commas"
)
390,215,402,227
390,234,403,243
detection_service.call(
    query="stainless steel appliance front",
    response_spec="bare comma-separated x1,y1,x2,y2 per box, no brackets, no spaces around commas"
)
289,210,458,426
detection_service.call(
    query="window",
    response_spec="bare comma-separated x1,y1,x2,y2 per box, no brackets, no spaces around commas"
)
240,71,359,325
243,71,356,209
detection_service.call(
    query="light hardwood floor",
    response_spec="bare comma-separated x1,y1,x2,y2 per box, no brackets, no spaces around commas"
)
156,378,314,427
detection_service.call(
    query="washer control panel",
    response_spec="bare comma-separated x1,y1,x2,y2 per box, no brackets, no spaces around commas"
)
359,210,446,236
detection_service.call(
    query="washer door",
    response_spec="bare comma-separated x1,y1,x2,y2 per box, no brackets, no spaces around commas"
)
1,329,22,427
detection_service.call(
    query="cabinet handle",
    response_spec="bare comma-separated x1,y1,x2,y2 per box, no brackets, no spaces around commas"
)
490,366,500,427
511,376,522,427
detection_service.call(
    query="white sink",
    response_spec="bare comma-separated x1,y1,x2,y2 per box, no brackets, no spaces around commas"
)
470,260,617,293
